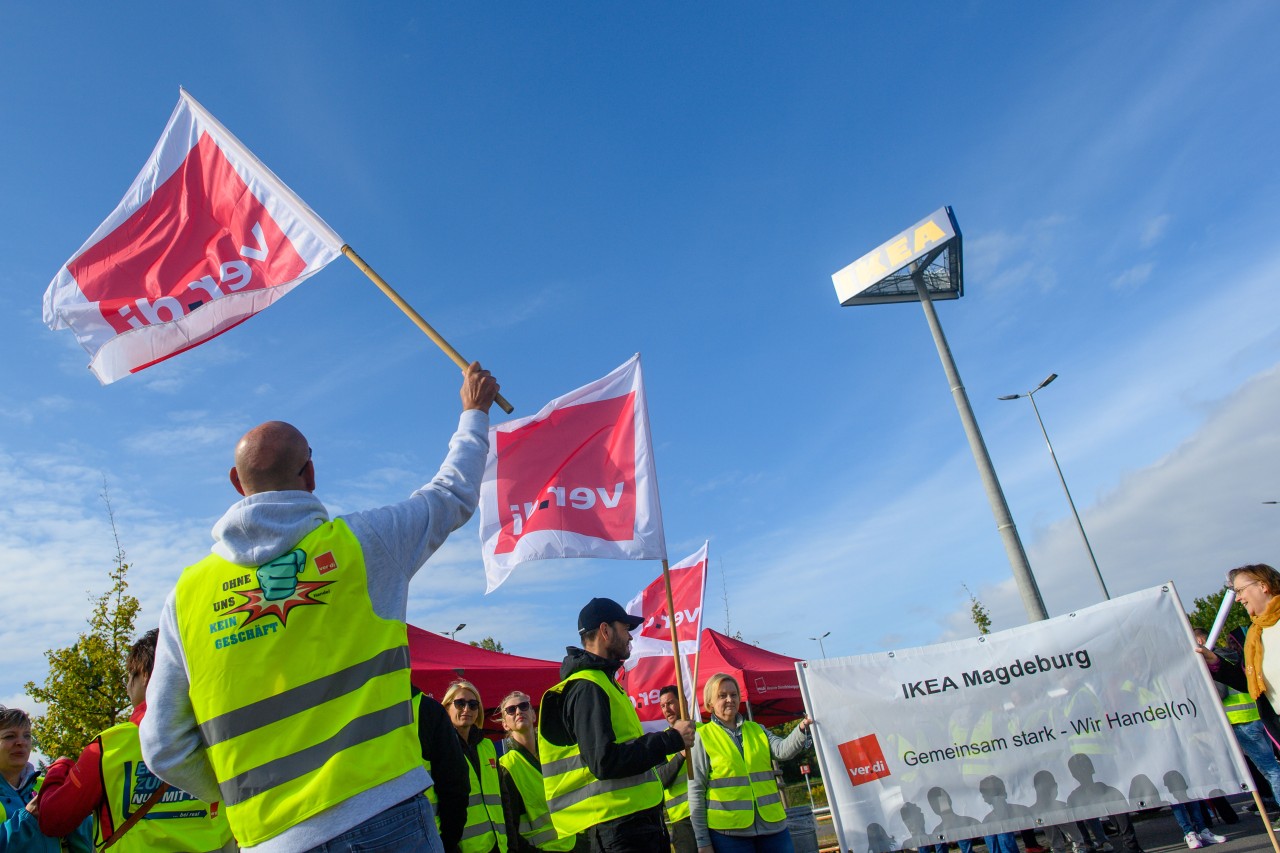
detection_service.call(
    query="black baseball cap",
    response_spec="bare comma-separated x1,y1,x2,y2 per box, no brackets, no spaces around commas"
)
578,598,643,634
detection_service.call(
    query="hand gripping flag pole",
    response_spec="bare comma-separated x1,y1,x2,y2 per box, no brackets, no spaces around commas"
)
340,246,513,413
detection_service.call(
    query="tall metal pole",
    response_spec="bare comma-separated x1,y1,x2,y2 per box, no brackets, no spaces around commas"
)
1025,392,1110,600
911,269,1048,621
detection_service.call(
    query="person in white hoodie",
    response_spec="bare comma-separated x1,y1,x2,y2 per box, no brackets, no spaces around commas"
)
140,363,499,853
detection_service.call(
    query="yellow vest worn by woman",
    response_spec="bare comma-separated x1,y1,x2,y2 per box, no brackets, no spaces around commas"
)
700,720,786,830
539,669,663,836
459,737,507,853
97,720,233,852
175,519,420,847
499,746,575,851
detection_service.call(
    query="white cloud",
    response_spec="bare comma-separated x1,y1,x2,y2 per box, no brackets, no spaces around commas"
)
1111,262,1154,291
1141,215,1171,248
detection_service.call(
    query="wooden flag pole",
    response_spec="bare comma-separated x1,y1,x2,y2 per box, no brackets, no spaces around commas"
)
661,558,695,779
342,245,514,414
1254,789,1280,853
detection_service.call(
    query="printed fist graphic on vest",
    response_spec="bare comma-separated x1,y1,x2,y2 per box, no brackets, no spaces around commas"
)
257,549,305,600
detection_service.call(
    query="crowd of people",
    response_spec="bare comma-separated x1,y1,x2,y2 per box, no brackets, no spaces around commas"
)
0,361,1276,853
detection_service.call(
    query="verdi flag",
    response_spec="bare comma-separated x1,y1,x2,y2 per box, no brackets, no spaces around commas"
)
620,543,708,730
44,89,343,383
479,354,666,592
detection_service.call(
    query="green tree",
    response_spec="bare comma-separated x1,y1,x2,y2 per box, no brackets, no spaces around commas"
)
1187,585,1250,646
963,584,992,636
25,485,140,757
469,636,506,654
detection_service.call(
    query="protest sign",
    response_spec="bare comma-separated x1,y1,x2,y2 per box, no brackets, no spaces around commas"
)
796,585,1250,853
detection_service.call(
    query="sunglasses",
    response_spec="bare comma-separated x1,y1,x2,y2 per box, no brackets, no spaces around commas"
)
503,701,531,716
451,699,480,711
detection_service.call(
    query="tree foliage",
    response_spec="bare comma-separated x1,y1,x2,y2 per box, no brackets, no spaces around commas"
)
963,584,992,636
469,636,506,654
25,485,140,758
1187,585,1250,646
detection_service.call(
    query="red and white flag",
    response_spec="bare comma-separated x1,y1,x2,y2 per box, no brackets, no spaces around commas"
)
479,354,666,592
620,543,708,731
43,89,343,383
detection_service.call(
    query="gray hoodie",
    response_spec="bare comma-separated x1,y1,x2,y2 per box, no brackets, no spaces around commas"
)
139,409,488,853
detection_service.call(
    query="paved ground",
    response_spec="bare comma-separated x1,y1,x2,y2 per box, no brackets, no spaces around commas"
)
812,803,1280,853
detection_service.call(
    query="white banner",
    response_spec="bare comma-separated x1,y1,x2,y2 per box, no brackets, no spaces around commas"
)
797,585,1250,853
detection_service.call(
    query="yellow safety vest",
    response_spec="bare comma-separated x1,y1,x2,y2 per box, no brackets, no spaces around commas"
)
1223,688,1261,724
176,519,420,847
700,720,786,830
499,746,575,851
459,737,507,853
97,720,233,852
539,669,663,836
663,743,691,824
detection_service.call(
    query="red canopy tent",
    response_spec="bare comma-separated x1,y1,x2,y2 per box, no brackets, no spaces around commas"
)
692,628,807,726
407,625,562,715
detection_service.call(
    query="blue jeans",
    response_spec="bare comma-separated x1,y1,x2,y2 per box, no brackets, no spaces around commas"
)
1235,719,1280,799
1171,802,1209,835
309,796,444,853
984,834,1018,853
709,828,794,853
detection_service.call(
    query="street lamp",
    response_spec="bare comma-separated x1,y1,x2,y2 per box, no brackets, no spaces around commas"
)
443,622,466,640
999,373,1110,600
809,631,830,659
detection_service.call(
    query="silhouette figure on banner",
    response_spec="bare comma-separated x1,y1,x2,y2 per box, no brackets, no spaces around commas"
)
1126,774,1166,810
867,822,897,853
927,787,981,836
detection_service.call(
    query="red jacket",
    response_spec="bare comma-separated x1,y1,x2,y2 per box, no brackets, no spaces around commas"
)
37,703,147,839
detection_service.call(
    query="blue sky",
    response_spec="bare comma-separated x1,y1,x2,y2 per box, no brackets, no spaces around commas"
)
3,2,1279,713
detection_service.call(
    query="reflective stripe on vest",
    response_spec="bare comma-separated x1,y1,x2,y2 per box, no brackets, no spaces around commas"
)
1224,688,1261,724
98,721,234,852
459,737,508,853
176,519,420,847
539,669,663,836
700,721,786,829
499,747,576,851
664,759,690,823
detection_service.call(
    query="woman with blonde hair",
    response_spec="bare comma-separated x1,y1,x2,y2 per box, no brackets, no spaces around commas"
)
444,679,508,853
496,690,584,853
687,672,812,853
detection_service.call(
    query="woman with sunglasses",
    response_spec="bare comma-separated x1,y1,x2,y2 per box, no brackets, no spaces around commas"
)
444,680,509,853
497,691,585,853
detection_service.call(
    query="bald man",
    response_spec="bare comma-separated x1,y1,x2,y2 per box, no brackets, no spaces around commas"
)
141,363,499,853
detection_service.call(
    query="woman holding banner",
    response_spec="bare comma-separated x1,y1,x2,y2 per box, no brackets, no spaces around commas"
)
688,672,812,853
445,680,509,853
1199,565,1280,745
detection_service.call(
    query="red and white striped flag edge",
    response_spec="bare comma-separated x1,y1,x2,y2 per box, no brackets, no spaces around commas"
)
620,542,708,729
43,89,344,384
479,354,667,592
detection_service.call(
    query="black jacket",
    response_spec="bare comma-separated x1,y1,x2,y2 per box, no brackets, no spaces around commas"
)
415,689,470,853
1209,653,1280,741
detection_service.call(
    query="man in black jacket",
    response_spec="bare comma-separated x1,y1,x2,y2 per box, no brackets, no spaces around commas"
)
541,598,695,853
414,687,471,853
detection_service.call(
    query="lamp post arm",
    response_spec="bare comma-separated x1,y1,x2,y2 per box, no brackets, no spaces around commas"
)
1027,392,1110,600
